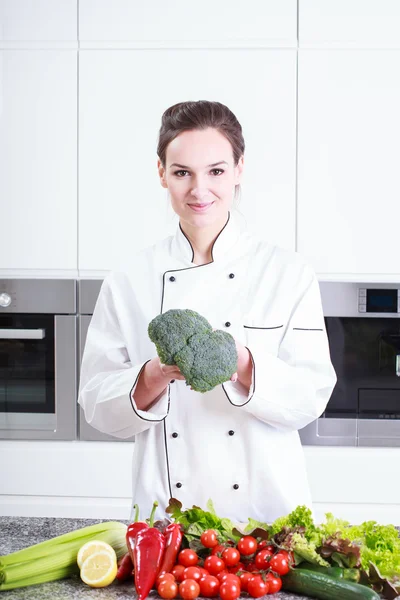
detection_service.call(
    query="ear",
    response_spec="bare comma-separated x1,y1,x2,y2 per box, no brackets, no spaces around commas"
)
157,159,168,189
234,155,244,185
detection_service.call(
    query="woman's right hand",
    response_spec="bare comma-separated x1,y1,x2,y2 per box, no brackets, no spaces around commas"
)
145,356,186,387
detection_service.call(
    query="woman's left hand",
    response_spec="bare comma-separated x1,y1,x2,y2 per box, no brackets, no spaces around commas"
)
231,338,253,391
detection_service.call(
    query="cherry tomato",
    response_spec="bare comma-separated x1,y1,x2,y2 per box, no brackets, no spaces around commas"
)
198,567,209,579
257,541,275,553
199,575,220,597
228,561,244,574
200,529,219,548
237,536,258,556
279,549,295,566
171,564,186,582
247,574,269,598
157,573,176,587
219,580,241,600
238,571,253,592
158,578,179,599
179,578,200,600
221,547,240,567
244,561,258,573
211,544,226,556
182,567,202,583
204,555,225,576
178,549,199,568
219,573,241,588
216,570,230,583
254,548,273,570
268,552,290,576
266,572,282,593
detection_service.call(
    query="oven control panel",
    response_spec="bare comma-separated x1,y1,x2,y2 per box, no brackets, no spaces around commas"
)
358,288,400,314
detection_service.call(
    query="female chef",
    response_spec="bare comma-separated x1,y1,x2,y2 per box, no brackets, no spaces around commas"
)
78,100,337,523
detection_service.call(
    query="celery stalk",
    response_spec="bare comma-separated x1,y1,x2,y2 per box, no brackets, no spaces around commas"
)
0,521,126,567
0,566,75,591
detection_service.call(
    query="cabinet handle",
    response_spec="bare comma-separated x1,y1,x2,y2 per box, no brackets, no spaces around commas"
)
0,328,45,340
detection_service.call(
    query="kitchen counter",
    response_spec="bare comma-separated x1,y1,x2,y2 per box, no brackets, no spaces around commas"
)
0,517,314,600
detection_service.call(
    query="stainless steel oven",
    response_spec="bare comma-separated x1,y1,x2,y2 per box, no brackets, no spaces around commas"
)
300,282,400,447
0,279,77,440
78,279,134,442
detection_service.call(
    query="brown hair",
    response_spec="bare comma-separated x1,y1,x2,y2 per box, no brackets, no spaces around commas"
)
157,100,245,202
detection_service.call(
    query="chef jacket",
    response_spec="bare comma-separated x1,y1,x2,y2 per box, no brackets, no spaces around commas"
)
78,211,337,523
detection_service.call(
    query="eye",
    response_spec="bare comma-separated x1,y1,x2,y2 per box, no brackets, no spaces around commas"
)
210,168,224,176
174,170,189,177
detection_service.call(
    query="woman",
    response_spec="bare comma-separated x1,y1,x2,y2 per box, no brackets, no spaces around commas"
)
78,100,337,523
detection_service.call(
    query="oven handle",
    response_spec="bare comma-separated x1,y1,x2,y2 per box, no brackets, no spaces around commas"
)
0,328,45,340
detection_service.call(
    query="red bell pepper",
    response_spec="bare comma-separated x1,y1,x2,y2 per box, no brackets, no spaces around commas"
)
125,503,149,567
133,501,166,600
116,552,134,582
157,522,183,577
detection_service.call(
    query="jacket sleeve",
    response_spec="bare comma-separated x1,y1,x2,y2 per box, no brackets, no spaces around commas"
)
78,272,170,439
222,265,337,432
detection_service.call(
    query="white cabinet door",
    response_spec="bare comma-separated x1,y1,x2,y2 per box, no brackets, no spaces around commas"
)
0,0,77,44
79,50,296,274
0,50,77,271
79,0,296,48
300,0,400,48
297,50,400,276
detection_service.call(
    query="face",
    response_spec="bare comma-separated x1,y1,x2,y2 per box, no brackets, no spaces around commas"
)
158,127,244,229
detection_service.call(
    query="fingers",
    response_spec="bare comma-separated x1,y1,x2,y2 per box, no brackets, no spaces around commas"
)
230,372,238,382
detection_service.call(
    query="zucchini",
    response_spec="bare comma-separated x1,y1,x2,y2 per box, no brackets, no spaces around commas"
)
301,562,360,582
282,568,380,600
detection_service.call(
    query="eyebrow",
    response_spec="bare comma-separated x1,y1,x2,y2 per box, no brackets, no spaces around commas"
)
169,161,228,169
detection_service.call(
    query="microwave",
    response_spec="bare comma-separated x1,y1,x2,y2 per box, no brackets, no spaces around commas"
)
299,282,400,447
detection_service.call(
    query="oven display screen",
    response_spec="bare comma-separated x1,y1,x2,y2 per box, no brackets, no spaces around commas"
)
366,289,398,313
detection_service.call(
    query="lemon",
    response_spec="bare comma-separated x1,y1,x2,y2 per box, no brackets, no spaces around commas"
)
77,540,116,569
80,550,118,588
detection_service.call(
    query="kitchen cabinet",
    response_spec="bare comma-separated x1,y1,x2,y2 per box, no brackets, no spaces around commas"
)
79,49,297,274
297,49,400,276
0,0,77,46
0,50,77,272
79,0,296,48
299,0,400,48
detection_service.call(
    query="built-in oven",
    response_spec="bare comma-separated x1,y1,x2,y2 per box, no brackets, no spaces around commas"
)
300,282,400,447
78,279,134,442
0,279,77,440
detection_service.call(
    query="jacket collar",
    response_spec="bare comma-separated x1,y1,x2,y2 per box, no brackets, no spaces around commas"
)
171,211,243,265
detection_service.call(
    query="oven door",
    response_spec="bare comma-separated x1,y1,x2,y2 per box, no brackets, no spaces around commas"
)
78,315,134,442
0,314,77,440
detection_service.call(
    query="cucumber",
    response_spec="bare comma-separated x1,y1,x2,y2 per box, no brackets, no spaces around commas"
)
301,562,360,582
281,568,380,600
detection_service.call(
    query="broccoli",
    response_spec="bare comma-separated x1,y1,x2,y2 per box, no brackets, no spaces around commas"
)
148,308,238,393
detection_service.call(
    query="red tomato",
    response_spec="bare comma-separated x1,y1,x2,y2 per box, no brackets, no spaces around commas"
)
228,561,244,574
211,544,226,556
158,579,179,599
244,561,258,573
200,530,219,548
238,571,253,592
219,573,241,588
279,549,295,566
266,572,282,593
179,579,200,600
257,541,275,553
199,575,220,598
182,567,202,583
204,555,225,576
254,548,273,570
221,547,240,567
237,536,258,556
198,567,209,579
157,573,176,587
247,575,269,598
268,552,290,576
216,570,230,583
219,580,241,600
171,564,186,582
178,549,199,568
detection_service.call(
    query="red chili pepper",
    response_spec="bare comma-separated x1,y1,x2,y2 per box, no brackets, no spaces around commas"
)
126,503,149,566
133,501,166,600
157,523,183,577
116,552,134,582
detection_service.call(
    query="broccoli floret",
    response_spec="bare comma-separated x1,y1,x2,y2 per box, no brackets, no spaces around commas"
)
148,309,238,393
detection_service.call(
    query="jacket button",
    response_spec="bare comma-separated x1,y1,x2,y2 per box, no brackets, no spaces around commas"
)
169,276,176,282
170,379,175,384
225,322,231,327
172,432,178,438
229,273,235,279
228,430,235,436
176,482,182,488
233,484,239,490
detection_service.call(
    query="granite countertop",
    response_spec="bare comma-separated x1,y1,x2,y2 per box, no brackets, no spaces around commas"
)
0,517,313,600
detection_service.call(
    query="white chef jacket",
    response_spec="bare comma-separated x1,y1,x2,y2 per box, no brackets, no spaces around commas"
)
78,211,337,524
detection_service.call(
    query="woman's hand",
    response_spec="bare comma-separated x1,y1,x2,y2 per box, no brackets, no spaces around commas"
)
232,339,253,392
146,356,186,386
